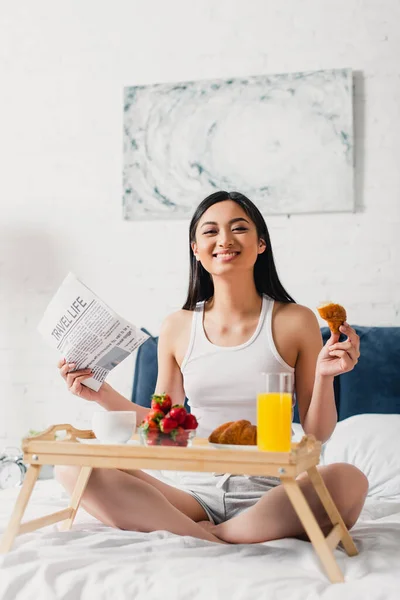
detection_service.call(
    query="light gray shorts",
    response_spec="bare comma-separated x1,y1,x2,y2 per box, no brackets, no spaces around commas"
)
177,472,281,525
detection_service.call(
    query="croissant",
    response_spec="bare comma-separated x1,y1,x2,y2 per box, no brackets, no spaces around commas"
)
209,420,257,445
317,302,347,334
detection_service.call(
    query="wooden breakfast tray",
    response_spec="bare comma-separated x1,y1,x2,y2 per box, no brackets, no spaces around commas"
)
0,424,358,583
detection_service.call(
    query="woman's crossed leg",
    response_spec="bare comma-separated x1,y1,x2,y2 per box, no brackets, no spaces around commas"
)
54,465,225,543
204,463,368,544
55,463,367,546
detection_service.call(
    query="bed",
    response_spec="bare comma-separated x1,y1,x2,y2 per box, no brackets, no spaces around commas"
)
2,326,400,599
1,413,400,600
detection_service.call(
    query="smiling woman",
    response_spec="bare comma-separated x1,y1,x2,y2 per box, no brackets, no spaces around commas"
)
56,190,367,546
183,191,296,311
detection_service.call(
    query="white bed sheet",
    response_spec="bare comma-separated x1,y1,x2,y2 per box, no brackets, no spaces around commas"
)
1,479,400,600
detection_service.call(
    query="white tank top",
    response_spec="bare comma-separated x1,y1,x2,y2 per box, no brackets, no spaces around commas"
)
181,294,295,439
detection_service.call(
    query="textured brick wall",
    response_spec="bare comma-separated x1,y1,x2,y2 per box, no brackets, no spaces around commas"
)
1,0,399,447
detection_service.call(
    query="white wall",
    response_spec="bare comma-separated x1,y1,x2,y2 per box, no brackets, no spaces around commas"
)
1,0,399,447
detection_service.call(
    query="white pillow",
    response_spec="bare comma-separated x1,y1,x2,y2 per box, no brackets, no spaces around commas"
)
321,414,400,498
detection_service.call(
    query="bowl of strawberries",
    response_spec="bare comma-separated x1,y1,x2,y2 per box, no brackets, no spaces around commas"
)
139,393,199,447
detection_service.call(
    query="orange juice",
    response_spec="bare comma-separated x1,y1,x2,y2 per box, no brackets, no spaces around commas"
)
257,392,292,452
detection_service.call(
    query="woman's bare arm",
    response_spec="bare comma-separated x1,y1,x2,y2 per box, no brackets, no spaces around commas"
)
58,359,152,422
293,307,337,443
154,313,186,404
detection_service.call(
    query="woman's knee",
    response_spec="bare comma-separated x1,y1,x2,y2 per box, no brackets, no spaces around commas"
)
352,465,369,498
325,463,369,527
332,463,369,498
343,464,369,520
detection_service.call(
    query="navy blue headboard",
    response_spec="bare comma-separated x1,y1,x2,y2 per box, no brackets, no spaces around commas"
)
333,326,400,420
293,326,400,421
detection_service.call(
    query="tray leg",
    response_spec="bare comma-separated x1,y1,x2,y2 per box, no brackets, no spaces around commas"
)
58,466,93,532
282,477,344,584
0,464,42,553
306,466,358,557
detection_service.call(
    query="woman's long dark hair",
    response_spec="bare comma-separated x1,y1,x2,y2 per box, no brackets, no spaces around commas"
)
182,191,296,310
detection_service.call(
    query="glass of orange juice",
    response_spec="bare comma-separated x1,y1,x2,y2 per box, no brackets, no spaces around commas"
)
257,372,293,452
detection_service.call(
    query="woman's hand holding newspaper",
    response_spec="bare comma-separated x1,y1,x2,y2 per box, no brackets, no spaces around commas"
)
58,358,114,404
57,357,149,418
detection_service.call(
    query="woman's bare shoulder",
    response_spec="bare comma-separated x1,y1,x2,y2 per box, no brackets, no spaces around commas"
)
272,302,321,366
160,309,194,366
161,308,193,333
273,301,319,330
159,309,193,345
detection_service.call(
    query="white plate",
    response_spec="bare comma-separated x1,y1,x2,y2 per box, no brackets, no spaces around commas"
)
209,443,258,451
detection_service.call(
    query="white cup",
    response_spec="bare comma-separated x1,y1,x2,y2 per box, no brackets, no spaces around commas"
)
92,411,137,444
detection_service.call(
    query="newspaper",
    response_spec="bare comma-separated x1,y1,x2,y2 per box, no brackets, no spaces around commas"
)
38,273,149,391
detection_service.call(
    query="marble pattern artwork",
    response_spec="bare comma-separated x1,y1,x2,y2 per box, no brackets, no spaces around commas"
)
123,68,353,220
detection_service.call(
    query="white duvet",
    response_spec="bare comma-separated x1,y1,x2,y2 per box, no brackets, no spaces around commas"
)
1,479,400,600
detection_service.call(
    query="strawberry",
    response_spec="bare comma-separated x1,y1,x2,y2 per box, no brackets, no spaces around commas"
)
174,426,189,446
176,439,188,447
161,436,179,447
150,393,172,414
169,405,187,425
160,417,178,434
141,418,159,431
146,430,160,445
182,414,198,430
146,408,164,423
